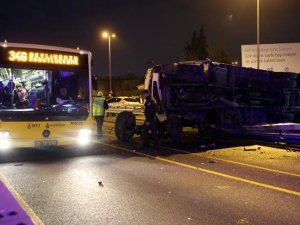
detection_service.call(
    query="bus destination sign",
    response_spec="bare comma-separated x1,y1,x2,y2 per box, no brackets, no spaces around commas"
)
7,50,79,66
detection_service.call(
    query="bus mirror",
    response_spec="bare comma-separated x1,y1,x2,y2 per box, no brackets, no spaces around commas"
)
92,75,98,90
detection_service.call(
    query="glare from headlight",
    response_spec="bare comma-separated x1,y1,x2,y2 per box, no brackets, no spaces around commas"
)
78,129,92,145
0,131,10,139
0,131,11,151
78,129,92,136
77,136,90,145
0,139,11,151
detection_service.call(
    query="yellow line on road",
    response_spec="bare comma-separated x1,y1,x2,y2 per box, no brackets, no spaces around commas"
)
160,146,300,178
0,174,44,225
99,140,300,197
104,133,300,178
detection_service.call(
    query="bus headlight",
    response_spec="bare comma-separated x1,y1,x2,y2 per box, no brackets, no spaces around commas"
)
0,131,10,138
0,131,11,150
77,129,92,145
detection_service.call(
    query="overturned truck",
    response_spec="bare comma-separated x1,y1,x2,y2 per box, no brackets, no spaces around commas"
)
115,61,300,145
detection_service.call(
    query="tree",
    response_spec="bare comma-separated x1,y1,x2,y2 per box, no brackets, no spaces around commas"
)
184,27,234,64
183,26,209,60
207,44,233,64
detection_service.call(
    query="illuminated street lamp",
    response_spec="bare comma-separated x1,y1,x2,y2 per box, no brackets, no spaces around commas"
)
102,31,116,96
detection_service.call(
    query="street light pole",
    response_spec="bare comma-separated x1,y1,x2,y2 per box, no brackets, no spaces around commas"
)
102,31,116,97
257,0,260,69
108,35,112,96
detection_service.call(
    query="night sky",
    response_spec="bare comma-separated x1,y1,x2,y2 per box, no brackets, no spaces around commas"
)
1,0,299,78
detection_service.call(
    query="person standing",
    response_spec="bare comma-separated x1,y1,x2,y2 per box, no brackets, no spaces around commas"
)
12,84,25,108
22,82,30,107
92,91,109,138
141,89,158,147
29,79,49,109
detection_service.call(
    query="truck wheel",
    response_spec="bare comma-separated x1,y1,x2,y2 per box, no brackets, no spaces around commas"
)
115,111,136,142
168,115,182,146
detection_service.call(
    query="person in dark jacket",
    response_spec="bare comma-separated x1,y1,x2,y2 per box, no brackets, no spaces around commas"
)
141,89,158,147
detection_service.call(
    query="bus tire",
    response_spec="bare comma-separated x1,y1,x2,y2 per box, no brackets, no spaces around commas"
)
115,111,136,142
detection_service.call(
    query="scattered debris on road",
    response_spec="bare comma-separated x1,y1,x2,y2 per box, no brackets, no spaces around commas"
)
244,146,257,151
236,218,253,225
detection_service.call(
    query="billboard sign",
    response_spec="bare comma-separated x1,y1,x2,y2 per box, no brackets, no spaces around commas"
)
241,43,300,73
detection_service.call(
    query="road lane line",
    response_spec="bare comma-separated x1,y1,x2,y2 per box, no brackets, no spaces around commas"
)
0,174,44,225
99,140,300,197
103,133,300,178
160,146,300,178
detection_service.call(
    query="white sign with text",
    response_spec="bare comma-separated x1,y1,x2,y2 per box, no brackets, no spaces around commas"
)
241,43,300,73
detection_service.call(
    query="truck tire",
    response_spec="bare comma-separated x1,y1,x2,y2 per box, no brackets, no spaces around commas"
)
115,111,136,142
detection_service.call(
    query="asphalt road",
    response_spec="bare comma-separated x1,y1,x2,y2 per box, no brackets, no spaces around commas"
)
0,122,300,225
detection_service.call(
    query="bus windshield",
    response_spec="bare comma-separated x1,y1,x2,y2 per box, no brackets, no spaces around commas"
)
0,67,89,121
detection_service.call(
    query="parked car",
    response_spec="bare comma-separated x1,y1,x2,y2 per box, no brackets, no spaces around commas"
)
107,96,144,109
